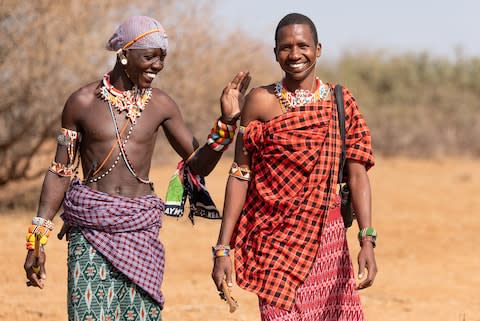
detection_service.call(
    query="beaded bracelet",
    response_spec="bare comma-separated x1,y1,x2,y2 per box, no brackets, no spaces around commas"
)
359,236,376,248
358,227,377,248
207,118,237,152
212,244,231,258
26,225,50,250
26,217,55,250
32,216,55,230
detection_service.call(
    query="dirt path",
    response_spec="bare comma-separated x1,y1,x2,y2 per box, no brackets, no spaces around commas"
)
1,157,478,321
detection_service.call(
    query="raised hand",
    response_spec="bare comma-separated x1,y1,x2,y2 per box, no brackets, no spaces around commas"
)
220,71,251,122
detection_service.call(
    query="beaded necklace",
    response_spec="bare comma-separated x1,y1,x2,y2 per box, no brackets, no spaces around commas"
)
274,77,330,113
88,74,152,185
98,73,152,124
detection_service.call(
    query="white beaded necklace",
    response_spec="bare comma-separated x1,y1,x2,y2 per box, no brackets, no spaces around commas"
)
274,77,330,113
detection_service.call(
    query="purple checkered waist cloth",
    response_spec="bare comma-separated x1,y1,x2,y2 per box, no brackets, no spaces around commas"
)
61,178,166,307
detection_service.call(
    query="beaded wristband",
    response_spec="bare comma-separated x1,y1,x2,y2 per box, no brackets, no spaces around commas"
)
359,236,376,248
26,225,51,250
26,217,55,250
207,118,237,152
32,217,55,231
358,227,377,248
212,244,231,258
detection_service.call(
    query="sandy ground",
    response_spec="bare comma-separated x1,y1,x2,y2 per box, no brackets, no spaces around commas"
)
1,157,479,321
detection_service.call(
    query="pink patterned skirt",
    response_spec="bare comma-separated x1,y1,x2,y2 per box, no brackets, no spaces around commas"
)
259,205,365,321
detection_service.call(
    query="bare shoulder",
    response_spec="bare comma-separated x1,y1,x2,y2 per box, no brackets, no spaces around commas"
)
61,81,100,127
242,84,278,123
66,81,99,108
148,87,180,117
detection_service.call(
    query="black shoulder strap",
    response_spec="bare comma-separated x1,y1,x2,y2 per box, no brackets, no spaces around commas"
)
334,84,346,184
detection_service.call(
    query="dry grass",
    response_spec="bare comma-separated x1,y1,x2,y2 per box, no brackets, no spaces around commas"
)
1,157,479,321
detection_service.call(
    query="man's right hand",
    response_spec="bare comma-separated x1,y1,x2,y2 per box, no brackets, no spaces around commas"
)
212,256,233,292
24,249,46,289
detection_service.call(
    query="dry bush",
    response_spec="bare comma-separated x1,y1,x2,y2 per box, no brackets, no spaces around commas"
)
318,50,480,157
0,0,276,190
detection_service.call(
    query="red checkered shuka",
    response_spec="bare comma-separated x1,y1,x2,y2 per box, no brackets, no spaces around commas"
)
232,85,374,311
61,178,166,307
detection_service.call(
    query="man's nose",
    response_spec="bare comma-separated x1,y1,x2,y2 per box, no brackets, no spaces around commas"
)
152,58,164,71
289,47,301,60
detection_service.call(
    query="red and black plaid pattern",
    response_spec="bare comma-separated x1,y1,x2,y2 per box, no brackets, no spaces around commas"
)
342,87,375,171
61,178,166,307
232,85,374,311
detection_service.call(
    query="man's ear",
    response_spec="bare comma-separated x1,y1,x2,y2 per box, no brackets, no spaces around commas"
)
316,43,322,58
273,47,279,62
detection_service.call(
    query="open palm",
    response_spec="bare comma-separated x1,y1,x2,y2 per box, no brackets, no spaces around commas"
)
220,71,251,121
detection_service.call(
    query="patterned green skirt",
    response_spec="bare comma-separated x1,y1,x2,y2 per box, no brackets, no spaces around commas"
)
67,228,162,321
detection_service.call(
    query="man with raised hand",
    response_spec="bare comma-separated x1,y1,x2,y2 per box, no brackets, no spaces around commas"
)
24,15,250,321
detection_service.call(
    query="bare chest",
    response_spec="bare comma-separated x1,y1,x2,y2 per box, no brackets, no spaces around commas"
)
80,99,163,144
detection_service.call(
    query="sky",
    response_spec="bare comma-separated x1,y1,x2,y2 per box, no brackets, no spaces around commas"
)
214,0,478,60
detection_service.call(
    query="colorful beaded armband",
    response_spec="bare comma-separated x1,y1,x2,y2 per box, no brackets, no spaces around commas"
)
207,118,237,152
358,227,377,248
212,244,231,258
229,162,251,181
57,127,81,169
49,161,74,177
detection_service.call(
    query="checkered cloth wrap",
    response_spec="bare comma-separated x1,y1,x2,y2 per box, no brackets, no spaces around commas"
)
232,85,374,311
61,178,166,308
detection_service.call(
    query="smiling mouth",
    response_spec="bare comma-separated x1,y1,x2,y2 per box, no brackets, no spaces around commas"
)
144,72,156,80
289,63,306,69
286,62,310,73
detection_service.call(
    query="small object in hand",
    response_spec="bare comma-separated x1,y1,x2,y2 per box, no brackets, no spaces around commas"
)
32,234,41,274
26,234,41,287
221,280,239,313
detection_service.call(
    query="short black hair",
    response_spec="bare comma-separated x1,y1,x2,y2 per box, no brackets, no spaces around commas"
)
274,13,318,46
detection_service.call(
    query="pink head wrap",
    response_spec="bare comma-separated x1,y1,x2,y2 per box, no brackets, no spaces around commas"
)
106,16,168,52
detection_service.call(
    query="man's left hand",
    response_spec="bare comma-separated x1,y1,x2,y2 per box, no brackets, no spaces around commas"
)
220,71,251,122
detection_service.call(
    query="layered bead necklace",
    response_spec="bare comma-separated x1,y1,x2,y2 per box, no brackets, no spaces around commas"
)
274,77,330,113
89,73,153,185
98,73,152,124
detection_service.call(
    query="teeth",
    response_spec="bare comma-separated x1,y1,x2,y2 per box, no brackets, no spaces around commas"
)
145,72,156,79
290,63,305,69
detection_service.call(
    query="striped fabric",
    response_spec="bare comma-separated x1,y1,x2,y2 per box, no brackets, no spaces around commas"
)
61,178,166,307
232,85,374,310
259,202,364,321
